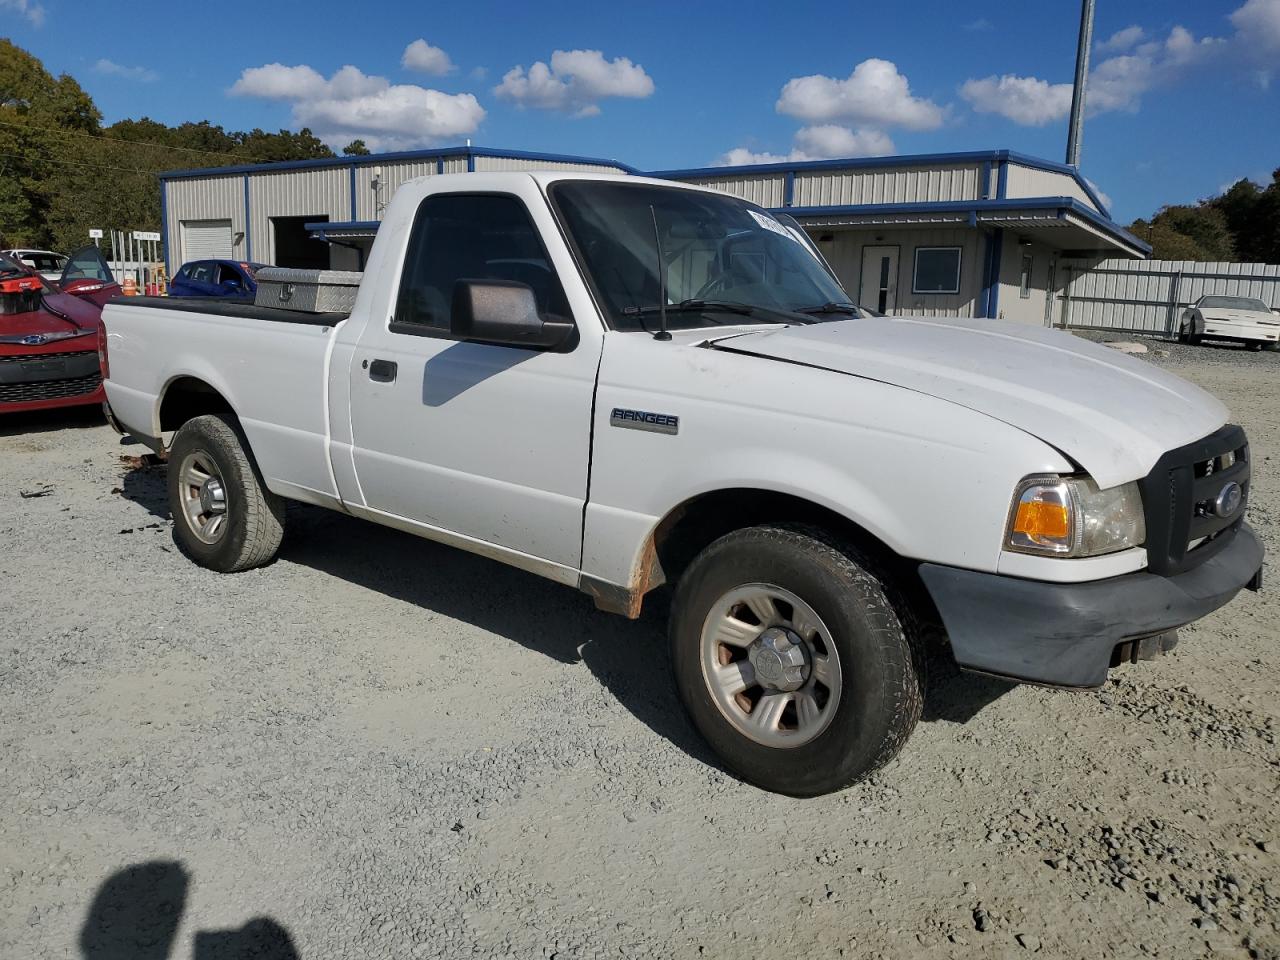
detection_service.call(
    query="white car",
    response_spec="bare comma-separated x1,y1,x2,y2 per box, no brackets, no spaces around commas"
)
99,172,1264,796
1180,294,1280,350
1,248,69,283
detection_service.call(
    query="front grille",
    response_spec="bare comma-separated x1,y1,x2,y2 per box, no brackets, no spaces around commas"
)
0,372,102,404
0,350,96,364
1138,424,1249,576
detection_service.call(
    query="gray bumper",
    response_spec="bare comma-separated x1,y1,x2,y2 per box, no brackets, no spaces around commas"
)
919,523,1264,688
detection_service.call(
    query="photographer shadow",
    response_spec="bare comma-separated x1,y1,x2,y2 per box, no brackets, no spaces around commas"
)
80,860,298,960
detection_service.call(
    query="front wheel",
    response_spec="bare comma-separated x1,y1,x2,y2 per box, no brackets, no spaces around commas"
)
670,525,922,796
167,413,285,573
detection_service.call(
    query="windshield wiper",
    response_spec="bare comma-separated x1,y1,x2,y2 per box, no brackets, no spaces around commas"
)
796,302,859,317
623,300,799,325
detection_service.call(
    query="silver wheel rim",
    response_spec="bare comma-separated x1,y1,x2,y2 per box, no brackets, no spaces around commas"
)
177,450,228,545
699,583,842,748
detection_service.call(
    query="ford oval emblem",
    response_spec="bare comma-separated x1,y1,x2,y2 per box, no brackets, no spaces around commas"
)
20,334,48,345
1213,481,1243,518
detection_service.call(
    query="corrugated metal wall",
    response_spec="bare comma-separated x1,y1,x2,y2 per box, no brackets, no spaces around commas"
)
165,174,246,261
794,164,985,207
1058,258,1280,333
1004,164,1098,212
353,160,438,221
248,167,349,263
471,156,621,174
681,174,786,208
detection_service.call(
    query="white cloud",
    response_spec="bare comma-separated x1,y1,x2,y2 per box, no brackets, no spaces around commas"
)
775,59,945,131
0,0,44,27
494,49,654,117
1084,178,1113,212
793,125,894,158
1097,25,1145,54
959,24,1224,126
718,125,895,166
960,74,1073,125
401,39,454,76
92,59,157,83
230,62,484,151
1231,0,1280,51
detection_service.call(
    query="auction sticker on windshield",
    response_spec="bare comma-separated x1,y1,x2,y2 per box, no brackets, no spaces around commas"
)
748,209,797,240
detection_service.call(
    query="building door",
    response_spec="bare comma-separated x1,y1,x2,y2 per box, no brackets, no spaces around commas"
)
271,215,330,268
180,219,232,262
859,245,898,314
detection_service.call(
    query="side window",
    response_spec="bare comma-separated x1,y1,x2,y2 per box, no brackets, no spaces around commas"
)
393,193,570,330
190,262,215,283
1019,254,1033,298
217,263,243,285
912,247,961,295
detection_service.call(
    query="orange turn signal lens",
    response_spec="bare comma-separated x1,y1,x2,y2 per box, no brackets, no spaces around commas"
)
1007,478,1075,554
1013,499,1070,541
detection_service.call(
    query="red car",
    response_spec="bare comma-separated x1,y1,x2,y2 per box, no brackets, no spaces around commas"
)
0,247,120,415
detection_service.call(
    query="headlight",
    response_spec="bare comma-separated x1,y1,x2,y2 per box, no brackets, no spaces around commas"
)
1006,475,1145,558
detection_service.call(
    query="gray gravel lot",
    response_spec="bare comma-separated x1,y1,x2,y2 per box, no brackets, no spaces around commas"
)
2,337,1278,959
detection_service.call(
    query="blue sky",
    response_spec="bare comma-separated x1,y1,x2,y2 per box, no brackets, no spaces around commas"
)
5,0,1279,222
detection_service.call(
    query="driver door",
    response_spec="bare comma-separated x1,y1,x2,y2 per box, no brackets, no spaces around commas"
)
345,189,603,574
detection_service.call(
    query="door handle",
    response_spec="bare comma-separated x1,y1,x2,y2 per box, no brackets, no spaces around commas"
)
367,358,397,383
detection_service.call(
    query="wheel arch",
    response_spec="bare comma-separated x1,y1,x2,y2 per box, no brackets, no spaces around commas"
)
584,486,919,619
157,374,240,437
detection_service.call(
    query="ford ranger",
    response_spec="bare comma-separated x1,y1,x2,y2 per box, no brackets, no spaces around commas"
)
101,172,1264,796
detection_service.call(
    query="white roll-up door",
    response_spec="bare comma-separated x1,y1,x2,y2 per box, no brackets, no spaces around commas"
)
180,219,233,262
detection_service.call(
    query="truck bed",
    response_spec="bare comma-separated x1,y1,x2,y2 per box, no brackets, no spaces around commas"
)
120,295,347,327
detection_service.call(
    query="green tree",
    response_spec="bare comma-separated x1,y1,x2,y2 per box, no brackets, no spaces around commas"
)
343,139,370,156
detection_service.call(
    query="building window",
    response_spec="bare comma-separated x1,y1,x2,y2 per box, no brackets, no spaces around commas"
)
912,247,961,294
1020,254,1033,298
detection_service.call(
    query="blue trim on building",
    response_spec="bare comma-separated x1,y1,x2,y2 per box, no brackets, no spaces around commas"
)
996,159,1008,200
436,158,444,175
348,165,358,220
783,171,795,207
980,159,992,200
986,229,1005,319
466,152,475,173
242,174,252,261
159,144,638,181
159,178,170,274
977,232,992,318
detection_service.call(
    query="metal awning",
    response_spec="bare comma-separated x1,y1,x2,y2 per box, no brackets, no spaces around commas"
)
778,197,1150,259
305,221,380,241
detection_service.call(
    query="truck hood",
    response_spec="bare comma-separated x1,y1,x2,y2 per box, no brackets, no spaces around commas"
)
707,316,1228,488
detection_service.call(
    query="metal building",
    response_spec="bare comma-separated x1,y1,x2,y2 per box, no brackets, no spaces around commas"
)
160,145,1149,325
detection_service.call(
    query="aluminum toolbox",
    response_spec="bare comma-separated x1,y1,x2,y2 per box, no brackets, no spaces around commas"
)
253,268,362,313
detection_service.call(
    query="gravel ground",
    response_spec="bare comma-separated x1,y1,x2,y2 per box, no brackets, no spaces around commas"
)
2,339,1277,960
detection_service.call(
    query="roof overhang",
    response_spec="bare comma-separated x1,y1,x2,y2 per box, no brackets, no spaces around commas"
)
306,221,380,241
779,197,1150,259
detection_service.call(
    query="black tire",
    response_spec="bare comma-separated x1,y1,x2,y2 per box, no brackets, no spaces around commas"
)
669,525,923,796
1246,341,1263,352
167,413,284,573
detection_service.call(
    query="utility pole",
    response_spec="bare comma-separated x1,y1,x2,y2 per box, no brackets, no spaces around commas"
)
1065,0,1095,167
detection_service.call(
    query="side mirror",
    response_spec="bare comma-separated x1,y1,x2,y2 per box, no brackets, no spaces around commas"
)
450,279,573,350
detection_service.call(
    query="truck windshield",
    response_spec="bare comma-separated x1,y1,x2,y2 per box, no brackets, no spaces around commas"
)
1200,295,1270,312
549,180,853,332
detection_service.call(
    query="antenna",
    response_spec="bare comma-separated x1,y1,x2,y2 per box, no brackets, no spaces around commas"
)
649,204,672,342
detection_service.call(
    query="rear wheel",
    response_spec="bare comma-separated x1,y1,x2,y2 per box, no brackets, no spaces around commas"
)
168,414,284,572
670,525,922,796
1246,341,1264,352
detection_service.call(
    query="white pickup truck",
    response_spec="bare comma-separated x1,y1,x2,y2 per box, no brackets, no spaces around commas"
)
102,172,1264,795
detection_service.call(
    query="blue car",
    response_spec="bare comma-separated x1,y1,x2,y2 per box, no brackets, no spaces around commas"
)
169,259,263,299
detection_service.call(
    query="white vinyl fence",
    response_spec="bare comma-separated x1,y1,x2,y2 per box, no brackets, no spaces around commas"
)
1058,259,1280,335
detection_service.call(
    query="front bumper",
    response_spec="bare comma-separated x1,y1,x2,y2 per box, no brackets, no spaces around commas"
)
919,522,1264,688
